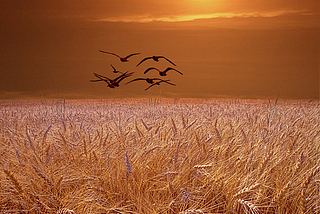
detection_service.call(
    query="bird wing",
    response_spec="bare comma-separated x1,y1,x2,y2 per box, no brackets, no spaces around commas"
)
94,73,111,81
159,56,176,66
144,80,164,91
107,83,115,88
161,79,176,86
150,78,163,81
136,57,152,67
110,64,124,74
145,80,176,90
115,72,134,83
117,73,134,84
125,78,147,85
113,71,128,81
114,71,134,81
111,64,116,71
90,79,104,82
165,67,183,75
144,67,158,74
124,53,141,59
99,50,121,58
145,83,157,91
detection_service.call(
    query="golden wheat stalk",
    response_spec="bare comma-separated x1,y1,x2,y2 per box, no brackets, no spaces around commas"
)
257,152,273,177
292,152,305,176
300,166,320,214
171,118,178,133
125,151,132,175
193,164,213,169
233,183,261,199
141,119,152,131
237,199,260,214
179,209,204,214
3,169,36,206
33,193,51,212
56,208,75,214
185,119,197,130
271,181,292,204
3,169,24,195
31,165,54,187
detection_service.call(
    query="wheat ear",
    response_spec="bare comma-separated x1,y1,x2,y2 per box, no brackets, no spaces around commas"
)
299,166,320,214
56,208,75,214
3,169,24,194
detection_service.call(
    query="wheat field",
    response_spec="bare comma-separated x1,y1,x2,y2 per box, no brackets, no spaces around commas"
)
0,98,319,214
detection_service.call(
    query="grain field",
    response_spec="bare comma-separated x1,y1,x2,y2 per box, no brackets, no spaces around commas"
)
0,98,319,213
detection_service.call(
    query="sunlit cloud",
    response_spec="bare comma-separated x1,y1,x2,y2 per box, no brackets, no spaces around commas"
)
96,10,310,23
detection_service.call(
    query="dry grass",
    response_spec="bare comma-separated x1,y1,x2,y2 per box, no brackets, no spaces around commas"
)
0,98,319,214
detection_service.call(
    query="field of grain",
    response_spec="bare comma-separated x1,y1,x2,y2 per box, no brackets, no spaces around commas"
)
0,98,319,214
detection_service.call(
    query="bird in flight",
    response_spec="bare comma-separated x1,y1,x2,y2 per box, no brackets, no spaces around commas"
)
145,80,176,91
144,67,183,76
90,75,116,88
90,78,116,88
99,50,140,62
110,64,124,74
91,71,134,88
136,56,176,67
125,77,164,85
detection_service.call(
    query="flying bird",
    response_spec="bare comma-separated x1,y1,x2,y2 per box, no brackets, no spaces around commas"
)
90,78,116,88
136,56,176,67
91,72,133,88
91,71,134,88
125,77,164,85
90,74,116,88
110,64,124,74
145,80,176,91
99,50,140,62
144,67,183,76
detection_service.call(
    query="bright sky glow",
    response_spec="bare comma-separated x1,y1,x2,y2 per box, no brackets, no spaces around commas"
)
96,10,310,22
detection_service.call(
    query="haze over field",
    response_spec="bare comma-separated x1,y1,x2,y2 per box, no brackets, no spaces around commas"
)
0,0,319,100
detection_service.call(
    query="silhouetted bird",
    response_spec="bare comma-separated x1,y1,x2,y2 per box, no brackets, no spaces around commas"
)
136,56,176,67
145,80,176,91
90,78,116,88
125,77,164,85
91,71,134,88
110,64,124,74
90,74,116,88
144,67,183,76
99,50,140,62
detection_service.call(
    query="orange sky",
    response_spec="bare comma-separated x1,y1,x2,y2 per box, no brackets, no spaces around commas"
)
0,0,319,100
